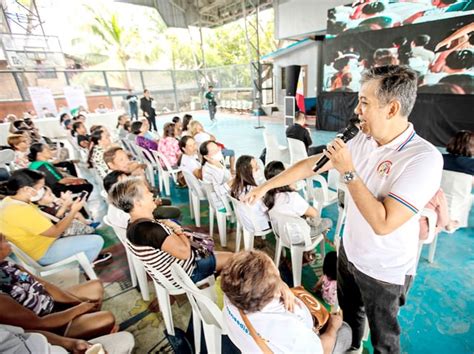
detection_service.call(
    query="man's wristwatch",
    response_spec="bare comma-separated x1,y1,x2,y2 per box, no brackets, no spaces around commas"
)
342,170,357,184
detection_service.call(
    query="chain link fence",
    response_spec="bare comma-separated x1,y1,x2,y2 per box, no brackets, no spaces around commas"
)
0,63,273,113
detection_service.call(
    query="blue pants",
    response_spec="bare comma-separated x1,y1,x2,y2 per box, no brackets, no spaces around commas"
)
38,235,104,265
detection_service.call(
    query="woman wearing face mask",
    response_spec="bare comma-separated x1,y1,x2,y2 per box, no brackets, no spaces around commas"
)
0,169,105,266
88,129,113,178
230,155,270,233
200,140,231,212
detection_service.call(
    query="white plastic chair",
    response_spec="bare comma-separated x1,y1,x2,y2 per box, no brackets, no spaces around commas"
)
0,149,14,172
269,211,325,287
327,169,348,251
171,263,223,354
440,170,472,229
150,150,181,196
135,146,158,188
201,182,235,248
228,195,271,252
8,242,97,280
102,215,150,301
287,138,337,210
182,170,209,227
263,131,289,165
415,208,439,271
127,243,213,338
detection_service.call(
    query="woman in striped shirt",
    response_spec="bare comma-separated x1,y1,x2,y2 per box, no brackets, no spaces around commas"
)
109,177,232,284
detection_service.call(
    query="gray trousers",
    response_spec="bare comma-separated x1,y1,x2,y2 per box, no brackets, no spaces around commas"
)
209,103,217,121
337,244,412,354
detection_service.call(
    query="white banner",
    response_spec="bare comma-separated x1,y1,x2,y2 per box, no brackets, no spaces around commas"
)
27,86,57,118
63,86,88,112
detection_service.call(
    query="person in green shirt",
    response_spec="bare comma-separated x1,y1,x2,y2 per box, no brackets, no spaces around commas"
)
205,85,217,122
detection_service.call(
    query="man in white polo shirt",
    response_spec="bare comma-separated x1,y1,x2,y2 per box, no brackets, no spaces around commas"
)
245,65,443,353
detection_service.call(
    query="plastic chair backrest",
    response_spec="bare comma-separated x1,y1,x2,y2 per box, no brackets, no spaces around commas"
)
268,210,311,247
327,169,341,191
287,138,308,165
420,208,438,244
182,170,206,199
152,149,178,172
138,146,157,164
103,215,128,243
171,264,223,329
202,181,232,214
228,195,262,234
440,169,472,223
0,149,14,168
8,242,40,273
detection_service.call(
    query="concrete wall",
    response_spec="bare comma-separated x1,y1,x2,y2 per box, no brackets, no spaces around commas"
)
274,0,352,40
0,95,114,120
272,40,323,111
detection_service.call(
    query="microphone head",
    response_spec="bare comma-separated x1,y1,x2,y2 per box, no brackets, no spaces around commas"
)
339,122,359,143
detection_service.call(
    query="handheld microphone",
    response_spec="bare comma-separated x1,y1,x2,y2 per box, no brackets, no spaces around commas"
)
312,119,360,173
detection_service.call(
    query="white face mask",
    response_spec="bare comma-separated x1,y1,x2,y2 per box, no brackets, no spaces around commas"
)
253,169,265,184
30,187,45,202
211,151,224,163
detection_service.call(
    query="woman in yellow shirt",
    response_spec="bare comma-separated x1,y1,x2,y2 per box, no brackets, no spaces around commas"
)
0,169,104,266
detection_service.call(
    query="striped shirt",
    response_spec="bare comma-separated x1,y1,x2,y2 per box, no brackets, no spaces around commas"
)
126,219,195,286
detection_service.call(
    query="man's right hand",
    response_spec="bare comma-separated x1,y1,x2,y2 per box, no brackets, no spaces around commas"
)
242,184,267,205
327,313,343,331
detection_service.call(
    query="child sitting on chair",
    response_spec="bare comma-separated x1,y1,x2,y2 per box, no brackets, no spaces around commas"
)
263,161,332,237
34,187,99,236
313,251,338,308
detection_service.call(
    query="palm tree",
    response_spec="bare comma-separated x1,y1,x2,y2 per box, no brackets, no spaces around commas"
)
88,7,136,88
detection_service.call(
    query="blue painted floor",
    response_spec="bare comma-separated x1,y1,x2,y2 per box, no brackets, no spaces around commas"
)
155,112,473,354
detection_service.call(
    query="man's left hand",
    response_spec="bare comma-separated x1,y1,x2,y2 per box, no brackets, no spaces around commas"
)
324,138,355,174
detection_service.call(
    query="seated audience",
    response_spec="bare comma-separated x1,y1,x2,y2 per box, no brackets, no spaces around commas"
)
157,122,181,167
230,155,270,232
71,121,90,149
263,161,332,236
88,129,113,178
0,233,121,343
172,116,183,138
0,169,105,266
179,136,202,179
104,170,181,227
103,146,145,177
0,325,134,354
221,250,350,353
442,130,474,175
28,143,93,199
34,186,100,234
201,140,232,211
182,114,193,137
109,177,232,284
7,134,30,168
286,111,325,156
190,120,235,173
116,114,130,139
59,112,71,126
132,121,158,151
419,188,456,236
313,251,338,308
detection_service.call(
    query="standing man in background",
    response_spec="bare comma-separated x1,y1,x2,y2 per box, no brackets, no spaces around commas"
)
140,89,157,132
205,85,217,123
126,89,138,120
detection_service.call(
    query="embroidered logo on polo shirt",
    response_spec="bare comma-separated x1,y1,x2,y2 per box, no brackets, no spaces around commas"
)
377,160,392,177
